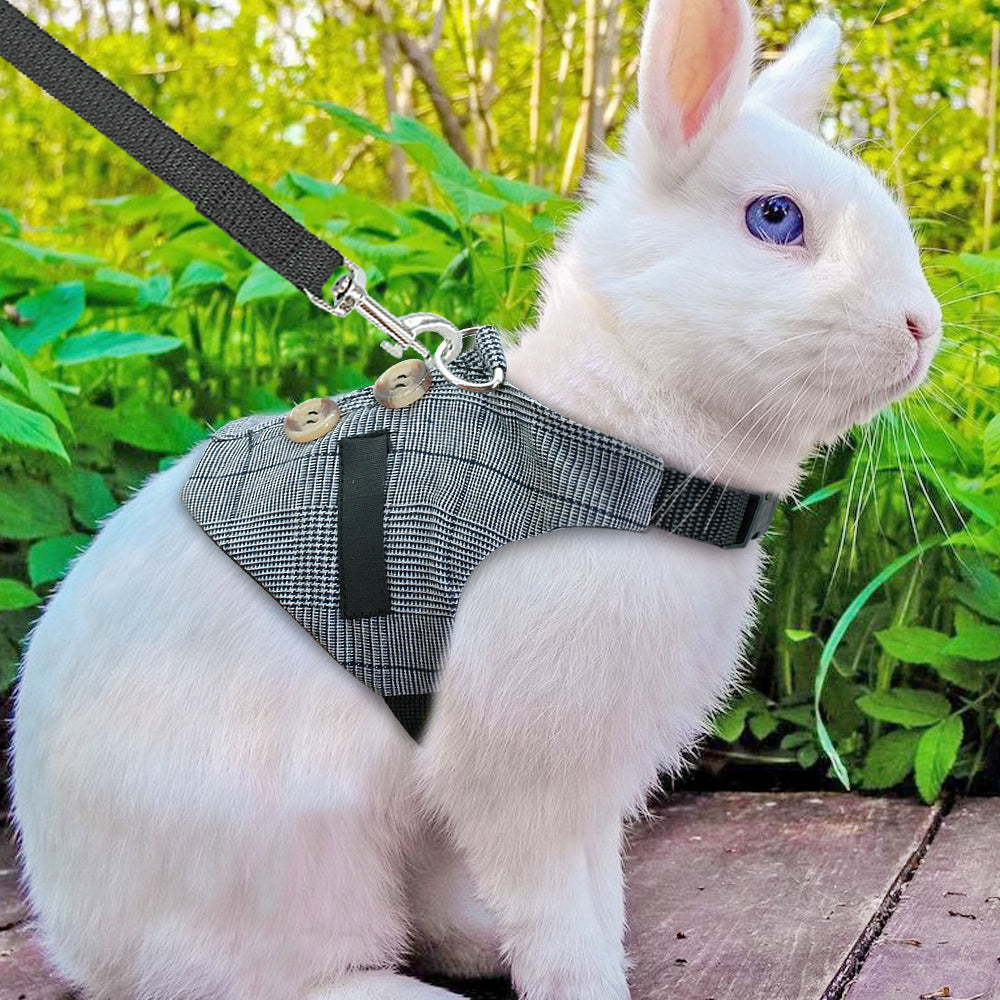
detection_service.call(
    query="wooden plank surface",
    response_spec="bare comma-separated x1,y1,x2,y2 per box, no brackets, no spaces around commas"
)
0,794,960,1000
624,792,936,1000
843,798,1000,1000
0,836,27,931
0,924,72,1000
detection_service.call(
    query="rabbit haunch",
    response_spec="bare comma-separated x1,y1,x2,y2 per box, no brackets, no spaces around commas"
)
11,2,942,1000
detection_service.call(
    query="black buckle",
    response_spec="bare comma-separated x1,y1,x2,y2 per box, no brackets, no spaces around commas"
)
724,491,778,549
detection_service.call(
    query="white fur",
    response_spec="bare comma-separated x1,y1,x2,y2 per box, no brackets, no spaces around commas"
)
12,2,942,998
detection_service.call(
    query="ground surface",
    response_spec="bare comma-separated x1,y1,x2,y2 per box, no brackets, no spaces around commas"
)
1,793,997,1000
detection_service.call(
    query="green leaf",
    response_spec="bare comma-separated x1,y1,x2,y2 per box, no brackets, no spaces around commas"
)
175,260,227,293
283,171,347,201
0,361,72,429
748,713,778,740
875,626,951,664
0,578,40,610
772,705,814,728
932,659,985,692
784,628,815,642
780,731,813,750
856,688,951,727
0,236,101,268
137,273,173,307
861,728,922,790
797,744,820,769
84,268,143,306
914,716,963,803
951,561,1000,622
308,102,392,141
793,481,844,510
27,532,90,587
0,477,71,538
477,172,562,205
235,261,298,305
112,398,206,454
0,208,20,235
712,691,768,742
8,282,86,355
949,252,1000,292
66,469,116,528
815,538,943,789
985,413,1000,469
0,394,68,461
55,331,184,365
389,114,473,185
942,626,1000,662
0,328,29,389
432,172,508,221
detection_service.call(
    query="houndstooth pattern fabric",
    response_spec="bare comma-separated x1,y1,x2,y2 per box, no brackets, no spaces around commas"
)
181,326,755,698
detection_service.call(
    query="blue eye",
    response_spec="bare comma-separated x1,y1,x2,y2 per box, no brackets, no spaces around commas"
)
746,195,805,246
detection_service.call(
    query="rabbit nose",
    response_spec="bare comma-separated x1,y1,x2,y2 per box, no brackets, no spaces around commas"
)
906,315,928,341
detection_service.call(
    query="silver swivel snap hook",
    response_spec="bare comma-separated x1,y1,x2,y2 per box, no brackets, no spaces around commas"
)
303,260,505,393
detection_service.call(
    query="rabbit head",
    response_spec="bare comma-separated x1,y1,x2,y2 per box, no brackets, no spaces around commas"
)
532,0,942,480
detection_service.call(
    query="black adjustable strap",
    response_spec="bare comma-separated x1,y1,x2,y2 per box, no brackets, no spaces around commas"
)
0,0,343,300
338,431,392,620
651,469,777,549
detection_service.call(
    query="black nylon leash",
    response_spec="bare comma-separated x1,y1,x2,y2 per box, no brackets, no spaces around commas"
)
0,0,343,300
0,1,776,550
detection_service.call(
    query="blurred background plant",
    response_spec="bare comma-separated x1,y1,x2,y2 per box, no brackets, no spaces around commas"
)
0,0,998,801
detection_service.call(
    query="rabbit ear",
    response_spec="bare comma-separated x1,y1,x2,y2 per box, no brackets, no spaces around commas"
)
750,17,842,129
636,0,755,172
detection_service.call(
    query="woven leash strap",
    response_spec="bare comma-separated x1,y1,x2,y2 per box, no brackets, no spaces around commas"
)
0,0,344,301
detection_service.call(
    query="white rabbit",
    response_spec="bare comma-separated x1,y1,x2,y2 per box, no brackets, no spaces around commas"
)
12,0,942,998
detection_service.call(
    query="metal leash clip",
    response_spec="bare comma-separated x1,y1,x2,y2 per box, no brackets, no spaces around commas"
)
304,260,505,393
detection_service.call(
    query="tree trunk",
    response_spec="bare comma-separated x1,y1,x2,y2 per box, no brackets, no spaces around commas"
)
528,0,545,187
379,31,411,199
549,8,579,168
394,31,474,166
560,0,599,192
984,20,999,252
458,0,488,167
476,0,504,166
881,25,907,206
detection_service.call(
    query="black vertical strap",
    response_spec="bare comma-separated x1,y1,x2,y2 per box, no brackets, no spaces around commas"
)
0,0,344,299
339,431,391,620
382,693,433,741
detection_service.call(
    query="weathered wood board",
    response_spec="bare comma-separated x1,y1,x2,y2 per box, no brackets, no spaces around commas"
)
0,835,27,931
0,923,72,1000
624,792,936,1000
843,798,1000,1000
0,794,986,1000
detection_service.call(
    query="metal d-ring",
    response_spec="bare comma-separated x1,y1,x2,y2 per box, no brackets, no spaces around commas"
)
406,314,505,391
434,336,506,392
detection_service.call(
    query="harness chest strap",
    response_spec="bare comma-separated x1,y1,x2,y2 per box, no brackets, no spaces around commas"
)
182,328,776,740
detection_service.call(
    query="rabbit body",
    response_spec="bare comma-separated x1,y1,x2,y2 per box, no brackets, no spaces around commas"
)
12,1,943,998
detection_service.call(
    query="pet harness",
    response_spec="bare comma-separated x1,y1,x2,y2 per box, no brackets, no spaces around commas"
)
181,325,776,739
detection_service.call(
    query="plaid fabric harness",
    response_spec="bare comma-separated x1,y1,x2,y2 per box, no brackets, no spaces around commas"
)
182,326,775,739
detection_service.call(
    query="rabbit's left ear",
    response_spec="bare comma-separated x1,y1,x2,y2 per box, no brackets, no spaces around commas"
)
750,17,842,129
635,0,755,176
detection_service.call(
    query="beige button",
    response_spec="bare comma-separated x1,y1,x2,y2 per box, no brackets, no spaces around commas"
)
283,397,341,442
373,359,433,409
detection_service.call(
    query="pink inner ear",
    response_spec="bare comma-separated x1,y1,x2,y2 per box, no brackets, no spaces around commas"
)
668,0,742,143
